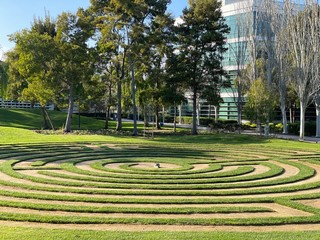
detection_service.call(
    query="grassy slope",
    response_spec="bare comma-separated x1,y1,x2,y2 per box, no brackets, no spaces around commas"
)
0,126,148,144
0,109,101,130
0,108,148,131
0,109,317,151
1,109,320,239
0,125,319,152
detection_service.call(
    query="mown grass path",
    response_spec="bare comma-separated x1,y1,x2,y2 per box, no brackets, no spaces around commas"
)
0,140,319,233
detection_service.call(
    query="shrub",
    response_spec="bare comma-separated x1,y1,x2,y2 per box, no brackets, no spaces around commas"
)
287,122,316,136
269,123,283,133
275,123,283,133
209,120,239,132
242,122,257,130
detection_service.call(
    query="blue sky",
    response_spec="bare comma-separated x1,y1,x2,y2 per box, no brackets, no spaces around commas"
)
0,0,188,57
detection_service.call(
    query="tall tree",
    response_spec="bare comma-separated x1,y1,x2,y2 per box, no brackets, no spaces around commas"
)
7,17,58,129
163,52,186,132
258,0,276,136
137,13,175,130
91,52,117,129
55,11,94,132
90,0,129,132
91,0,171,135
175,0,229,135
228,1,251,132
270,0,292,135
286,3,320,139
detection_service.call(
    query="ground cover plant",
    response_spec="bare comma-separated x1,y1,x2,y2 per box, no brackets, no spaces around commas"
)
0,124,320,239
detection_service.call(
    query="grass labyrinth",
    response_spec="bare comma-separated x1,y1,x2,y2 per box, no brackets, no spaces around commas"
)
1,141,320,233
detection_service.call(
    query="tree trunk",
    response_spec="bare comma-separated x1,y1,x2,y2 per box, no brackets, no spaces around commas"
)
316,104,320,138
44,107,54,130
192,90,198,135
264,117,270,136
116,80,122,131
64,86,74,133
162,106,165,125
41,106,49,130
265,56,272,138
105,80,113,130
143,105,148,128
179,104,182,124
299,102,305,140
214,106,219,123
155,105,161,130
129,57,138,136
105,106,110,129
315,95,320,138
256,109,262,135
237,105,242,134
279,72,288,134
173,101,177,133
280,103,288,134
197,102,200,126
236,79,243,134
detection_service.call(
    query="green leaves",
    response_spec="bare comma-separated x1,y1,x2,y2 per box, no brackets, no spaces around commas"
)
0,61,8,98
245,78,277,123
173,0,229,134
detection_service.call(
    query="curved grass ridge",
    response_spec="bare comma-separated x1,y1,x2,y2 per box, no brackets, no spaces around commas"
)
0,143,319,227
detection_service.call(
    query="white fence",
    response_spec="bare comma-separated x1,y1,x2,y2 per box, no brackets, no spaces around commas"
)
0,99,54,110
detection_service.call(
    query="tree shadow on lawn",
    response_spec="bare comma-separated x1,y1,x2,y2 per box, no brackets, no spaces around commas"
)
0,109,41,129
0,109,105,130
154,133,269,145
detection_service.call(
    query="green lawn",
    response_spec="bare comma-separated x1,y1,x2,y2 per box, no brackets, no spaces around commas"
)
1,109,320,239
0,226,320,240
0,108,142,130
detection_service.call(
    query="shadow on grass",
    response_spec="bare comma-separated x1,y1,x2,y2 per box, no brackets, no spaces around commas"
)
4,142,211,161
0,109,106,130
0,109,268,146
153,133,269,145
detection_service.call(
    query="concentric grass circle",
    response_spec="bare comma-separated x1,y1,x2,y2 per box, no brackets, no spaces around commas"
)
0,142,320,231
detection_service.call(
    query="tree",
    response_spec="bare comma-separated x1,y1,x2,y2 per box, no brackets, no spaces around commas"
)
137,12,175,130
244,77,277,129
0,61,8,99
286,84,299,124
90,0,135,133
269,0,292,135
228,1,252,132
55,11,94,132
90,0,171,135
202,86,223,123
257,0,277,136
286,3,320,139
175,0,229,135
163,52,186,132
7,18,58,129
91,52,117,129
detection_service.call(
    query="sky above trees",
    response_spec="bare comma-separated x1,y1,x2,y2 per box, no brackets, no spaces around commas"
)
0,0,188,56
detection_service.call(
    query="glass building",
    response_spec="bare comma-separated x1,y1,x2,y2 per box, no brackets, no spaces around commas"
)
219,0,253,120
